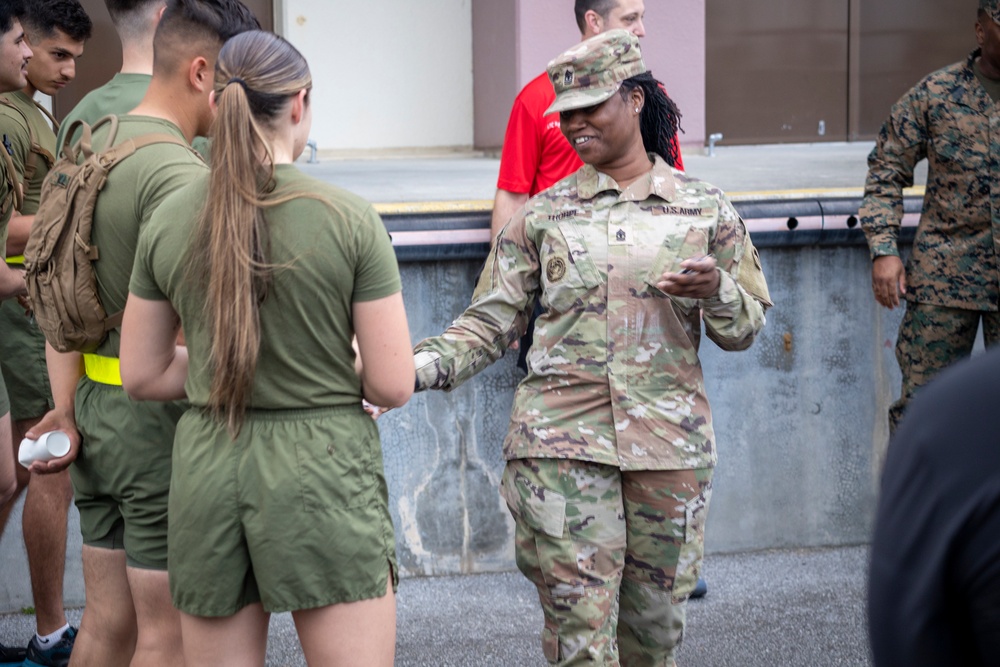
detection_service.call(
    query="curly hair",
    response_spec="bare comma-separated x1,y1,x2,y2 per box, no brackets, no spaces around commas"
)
620,71,683,168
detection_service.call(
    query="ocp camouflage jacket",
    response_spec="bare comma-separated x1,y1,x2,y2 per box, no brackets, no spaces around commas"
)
414,156,769,471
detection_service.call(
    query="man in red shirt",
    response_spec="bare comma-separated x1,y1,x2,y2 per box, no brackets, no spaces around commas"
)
490,0,684,239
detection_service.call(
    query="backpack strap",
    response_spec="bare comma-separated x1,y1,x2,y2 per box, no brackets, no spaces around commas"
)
0,134,23,215
60,115,120,163
91,129,197,332
30,98,60,134
0,97,57,189
97,131,200,170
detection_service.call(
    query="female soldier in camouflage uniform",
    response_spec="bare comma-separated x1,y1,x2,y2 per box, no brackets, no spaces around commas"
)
414,30,770,667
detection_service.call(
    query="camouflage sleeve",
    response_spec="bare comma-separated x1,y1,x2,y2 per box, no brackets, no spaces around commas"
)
860,82,929,259
413,208,538,391
702,196,768,352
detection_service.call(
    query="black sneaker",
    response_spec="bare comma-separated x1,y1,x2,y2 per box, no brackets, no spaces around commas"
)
23,626,77,667
0,640,27,666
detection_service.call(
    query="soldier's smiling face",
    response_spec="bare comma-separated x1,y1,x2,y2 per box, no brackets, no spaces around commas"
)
976,11,1000,79
0,20,31,93
559,85,645,172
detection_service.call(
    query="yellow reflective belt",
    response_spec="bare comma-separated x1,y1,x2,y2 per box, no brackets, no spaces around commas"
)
83,354,122,386
5,255,24,265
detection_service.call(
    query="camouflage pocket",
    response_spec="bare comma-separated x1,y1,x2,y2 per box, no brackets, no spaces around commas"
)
644,225,709,312
672,477,713,601
540,222,602,314
500,465,567,539
736,240,773,310
683,479,712,544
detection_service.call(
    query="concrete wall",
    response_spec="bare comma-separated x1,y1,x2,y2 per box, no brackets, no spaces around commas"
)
0,242,902,607
383,243,899,575
281,0,475,151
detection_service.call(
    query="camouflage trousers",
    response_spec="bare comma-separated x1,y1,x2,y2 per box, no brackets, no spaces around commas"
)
890,302,1000,433
500,458,713,666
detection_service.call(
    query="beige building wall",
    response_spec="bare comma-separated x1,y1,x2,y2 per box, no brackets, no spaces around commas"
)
281,0,475,152
473,0,707,151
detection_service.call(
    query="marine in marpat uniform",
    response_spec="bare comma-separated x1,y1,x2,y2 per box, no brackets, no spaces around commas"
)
414,30,770,667
861,0,1000,433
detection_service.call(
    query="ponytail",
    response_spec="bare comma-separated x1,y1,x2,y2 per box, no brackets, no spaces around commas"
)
189,30,312,436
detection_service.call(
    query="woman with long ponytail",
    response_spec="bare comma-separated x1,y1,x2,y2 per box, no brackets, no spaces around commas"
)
120,30,413,666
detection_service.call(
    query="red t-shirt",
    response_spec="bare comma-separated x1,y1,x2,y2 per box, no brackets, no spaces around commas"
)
496,72,685,196
496,72,581,196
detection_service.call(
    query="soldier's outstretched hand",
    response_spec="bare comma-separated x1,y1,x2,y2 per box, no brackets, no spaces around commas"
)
872,255,907,309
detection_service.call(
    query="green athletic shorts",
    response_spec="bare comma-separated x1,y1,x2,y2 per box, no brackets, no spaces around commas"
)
169,404,398,617
71,377,187,570
0,299,53,421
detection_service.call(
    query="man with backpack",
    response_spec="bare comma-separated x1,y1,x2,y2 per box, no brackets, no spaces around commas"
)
0,7,37,666
0,2,91,664
25,1,259,664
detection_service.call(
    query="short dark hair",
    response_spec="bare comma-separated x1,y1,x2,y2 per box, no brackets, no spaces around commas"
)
153,0,260,75
105,0,162,32
0,0,26,36
574,0,618,33
23,0,93,43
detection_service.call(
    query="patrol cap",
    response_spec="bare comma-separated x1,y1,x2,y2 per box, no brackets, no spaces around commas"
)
545,29,646,116
982,0,1000,23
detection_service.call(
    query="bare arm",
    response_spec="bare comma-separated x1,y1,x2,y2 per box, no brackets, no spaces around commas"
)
24,344,84,474
119,294,188,401
5,212,33,257
353,291,414,408
0,262,25,300
490,189,529,242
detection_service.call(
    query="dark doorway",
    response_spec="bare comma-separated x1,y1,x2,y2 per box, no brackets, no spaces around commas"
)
706,3,850,144
856,2,970,138
707,0,970,145
54,0,274,120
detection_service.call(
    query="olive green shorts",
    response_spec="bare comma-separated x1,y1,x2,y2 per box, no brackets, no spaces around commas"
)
169,405,398,617
0,376,8,417
71,377,186,570
0,298,53,421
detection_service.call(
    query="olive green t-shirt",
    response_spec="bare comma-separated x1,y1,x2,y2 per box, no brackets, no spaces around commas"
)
0,91,55,215
129,165,402,409
974,58,1000,103
56,73,211,160
91,115,206,358
55,72,150,152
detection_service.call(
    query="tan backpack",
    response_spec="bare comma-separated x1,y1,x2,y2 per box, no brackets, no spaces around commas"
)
24,115,192,353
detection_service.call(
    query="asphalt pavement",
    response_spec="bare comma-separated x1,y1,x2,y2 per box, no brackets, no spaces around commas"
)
0,544,870,666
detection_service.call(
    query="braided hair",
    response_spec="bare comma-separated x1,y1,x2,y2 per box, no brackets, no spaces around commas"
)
620,71,683,168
